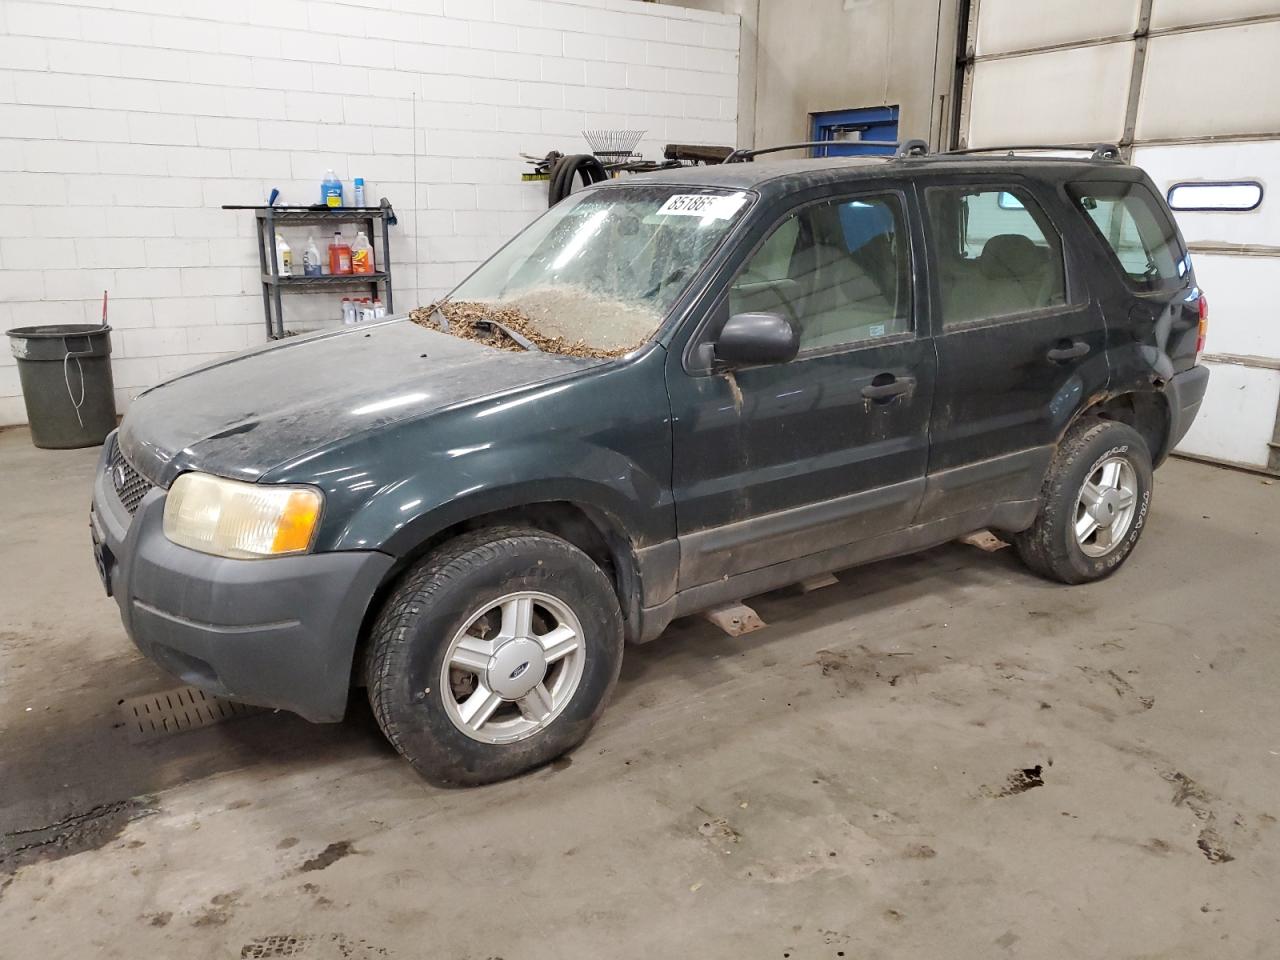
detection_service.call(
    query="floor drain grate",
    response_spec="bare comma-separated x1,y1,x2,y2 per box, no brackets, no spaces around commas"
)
119,686,259,743
239,934,389,958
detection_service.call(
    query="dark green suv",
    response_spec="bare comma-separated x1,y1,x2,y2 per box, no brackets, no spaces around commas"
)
91,147,1210,784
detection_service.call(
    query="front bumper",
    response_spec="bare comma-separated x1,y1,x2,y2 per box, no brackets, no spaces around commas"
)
1163,364,1211,459
90,436,394,722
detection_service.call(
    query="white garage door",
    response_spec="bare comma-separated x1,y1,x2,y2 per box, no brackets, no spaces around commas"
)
958,0,1280,473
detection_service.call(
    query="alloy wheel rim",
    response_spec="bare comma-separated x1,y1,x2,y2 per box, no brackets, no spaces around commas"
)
440,591,586,744
1075,455,1138,558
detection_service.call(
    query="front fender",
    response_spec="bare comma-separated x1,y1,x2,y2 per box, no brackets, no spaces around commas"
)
264,345,676,558
349,438,673,559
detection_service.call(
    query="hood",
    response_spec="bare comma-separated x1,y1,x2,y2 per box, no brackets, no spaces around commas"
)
118,318,600,485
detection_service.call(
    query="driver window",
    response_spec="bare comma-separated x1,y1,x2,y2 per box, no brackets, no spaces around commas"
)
728,194,912,352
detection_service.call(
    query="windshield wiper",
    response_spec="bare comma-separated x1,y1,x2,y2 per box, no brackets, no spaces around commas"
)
428,299,539,351
474,318,540,351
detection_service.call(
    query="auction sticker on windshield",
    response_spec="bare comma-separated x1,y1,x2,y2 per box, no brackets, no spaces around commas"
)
655,193,748,220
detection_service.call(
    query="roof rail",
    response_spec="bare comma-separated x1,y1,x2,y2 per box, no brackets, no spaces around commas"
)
948,143,1123,161
724,140,902,163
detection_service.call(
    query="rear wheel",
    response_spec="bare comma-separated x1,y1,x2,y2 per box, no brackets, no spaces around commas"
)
366,527,624,785
1013,419,1154,584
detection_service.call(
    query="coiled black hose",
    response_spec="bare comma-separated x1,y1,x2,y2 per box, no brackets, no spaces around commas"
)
547,154,608,206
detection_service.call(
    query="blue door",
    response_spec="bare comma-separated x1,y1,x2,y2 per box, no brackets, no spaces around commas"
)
811,106,900,157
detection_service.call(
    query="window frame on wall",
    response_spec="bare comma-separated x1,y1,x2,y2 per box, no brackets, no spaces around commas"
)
724,189,917,357
921,181,1072,332
809,105,901,158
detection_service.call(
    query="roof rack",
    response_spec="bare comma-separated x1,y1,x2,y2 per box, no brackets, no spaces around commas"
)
724,139,929,163
947,143,1122,161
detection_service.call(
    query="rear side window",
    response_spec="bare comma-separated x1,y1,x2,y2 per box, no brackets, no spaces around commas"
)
1068,181,1187,290
925,186,1067,328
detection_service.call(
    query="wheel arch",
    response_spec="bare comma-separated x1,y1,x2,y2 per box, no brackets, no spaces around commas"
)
1066,387,1172,465
351,495,646,687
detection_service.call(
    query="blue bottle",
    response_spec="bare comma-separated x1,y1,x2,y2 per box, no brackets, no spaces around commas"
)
321,169,343,208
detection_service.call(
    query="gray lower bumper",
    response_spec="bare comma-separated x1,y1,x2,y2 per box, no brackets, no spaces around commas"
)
1163,364,1211,459
90,442,394,722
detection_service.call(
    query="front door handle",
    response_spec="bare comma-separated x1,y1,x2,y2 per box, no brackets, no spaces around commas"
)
1046,340,1091,362
861,375,915,402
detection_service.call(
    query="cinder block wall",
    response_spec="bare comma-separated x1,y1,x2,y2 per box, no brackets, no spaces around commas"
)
0,0,739,425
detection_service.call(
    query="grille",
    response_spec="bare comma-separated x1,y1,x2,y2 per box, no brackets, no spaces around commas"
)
107,436,154,515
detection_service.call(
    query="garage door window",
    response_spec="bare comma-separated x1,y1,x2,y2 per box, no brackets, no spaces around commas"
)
926,186,1067,327
1068,181,1186,291
729,194,912,351
1167,181,1263,212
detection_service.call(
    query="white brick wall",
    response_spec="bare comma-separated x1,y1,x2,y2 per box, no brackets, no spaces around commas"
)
0,0,739,426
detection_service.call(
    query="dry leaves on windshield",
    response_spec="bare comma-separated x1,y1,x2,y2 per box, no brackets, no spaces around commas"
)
409,301,641,359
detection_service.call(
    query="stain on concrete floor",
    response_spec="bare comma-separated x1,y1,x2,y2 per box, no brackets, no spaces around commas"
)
0,796,156,875
1,428,1278,958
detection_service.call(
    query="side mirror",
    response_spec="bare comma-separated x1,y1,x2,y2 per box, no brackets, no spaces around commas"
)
714,311,799,367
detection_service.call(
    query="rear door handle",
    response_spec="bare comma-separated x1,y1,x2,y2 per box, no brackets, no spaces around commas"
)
861,376,915,401
1046,340,1091,362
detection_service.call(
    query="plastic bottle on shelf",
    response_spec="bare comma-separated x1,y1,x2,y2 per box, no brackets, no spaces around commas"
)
302,236,322,277
360,299,375,323
351,231,374,274
353,177,366,207
329,230,352,275
321,169,343,207
373,298,386,319
274,234,292,276
341,298,356,325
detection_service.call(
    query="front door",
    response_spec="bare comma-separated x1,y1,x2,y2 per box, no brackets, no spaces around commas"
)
667,187,936,588
918,178,1110,520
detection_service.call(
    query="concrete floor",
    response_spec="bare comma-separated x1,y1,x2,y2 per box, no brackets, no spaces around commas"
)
1,426,1278,960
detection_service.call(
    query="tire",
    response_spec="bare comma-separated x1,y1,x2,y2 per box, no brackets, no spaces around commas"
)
1013,418,1154,585
366,527,624,786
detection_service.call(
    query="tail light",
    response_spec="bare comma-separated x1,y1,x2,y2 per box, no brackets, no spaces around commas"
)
1196,294,1209,361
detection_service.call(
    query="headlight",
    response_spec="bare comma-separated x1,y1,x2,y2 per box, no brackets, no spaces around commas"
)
162,472,323,559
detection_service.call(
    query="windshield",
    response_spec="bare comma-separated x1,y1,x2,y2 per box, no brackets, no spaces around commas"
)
436,184,751,356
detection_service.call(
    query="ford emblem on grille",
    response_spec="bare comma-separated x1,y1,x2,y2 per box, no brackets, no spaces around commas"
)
112,462,129,491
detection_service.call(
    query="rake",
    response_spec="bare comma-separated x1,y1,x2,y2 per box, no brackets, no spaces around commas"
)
582,129,646,163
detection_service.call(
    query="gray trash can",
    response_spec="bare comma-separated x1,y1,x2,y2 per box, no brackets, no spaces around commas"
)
6,324,117,449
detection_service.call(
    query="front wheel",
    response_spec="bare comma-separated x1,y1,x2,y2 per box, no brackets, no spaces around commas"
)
366,527,624,785
1013,418,1154,584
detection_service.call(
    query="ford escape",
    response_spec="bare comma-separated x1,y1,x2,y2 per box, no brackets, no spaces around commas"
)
90,145,1210,784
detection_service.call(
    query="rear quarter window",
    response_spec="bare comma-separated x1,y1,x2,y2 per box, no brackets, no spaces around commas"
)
1068,180,1189,291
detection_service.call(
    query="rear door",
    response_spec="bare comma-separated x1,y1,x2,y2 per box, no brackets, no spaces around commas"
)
666,183,936,587
918,176,1109,520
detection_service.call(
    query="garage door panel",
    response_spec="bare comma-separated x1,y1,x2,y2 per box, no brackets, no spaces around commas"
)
1183,255,1280,360
1137,24,1280,140
976,0,1140,56
968,43,1133,147
966,4,1280,473
1151,0,1280,30
1133,142,1280,248
1175,363,1279,468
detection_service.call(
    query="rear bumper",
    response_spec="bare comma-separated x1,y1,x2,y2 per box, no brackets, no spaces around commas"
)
90,438,394,722
1162,364,1211,460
